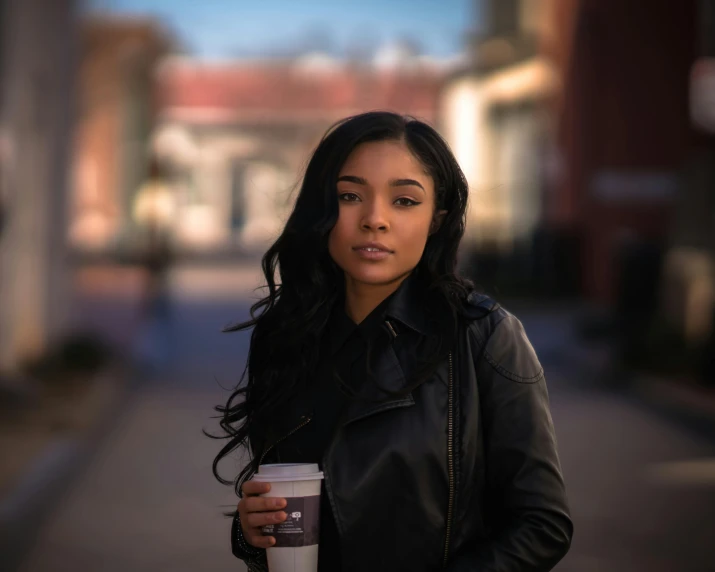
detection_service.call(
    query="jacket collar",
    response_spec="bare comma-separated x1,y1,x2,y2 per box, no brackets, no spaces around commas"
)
339,274,432,427
275,274,432,439
328,272,430,354
327,288,396,355
383,272,430,336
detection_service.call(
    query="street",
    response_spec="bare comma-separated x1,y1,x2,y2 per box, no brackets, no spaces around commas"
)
17,265,715,572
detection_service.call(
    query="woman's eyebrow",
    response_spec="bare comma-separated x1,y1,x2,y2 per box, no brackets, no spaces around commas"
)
391,178,425,192
337,175,367,185
337,175,426,193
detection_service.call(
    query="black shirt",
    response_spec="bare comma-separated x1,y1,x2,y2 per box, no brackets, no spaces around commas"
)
275,293,395,571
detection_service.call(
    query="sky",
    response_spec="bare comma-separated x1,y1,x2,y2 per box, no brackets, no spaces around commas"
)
93,0,476,59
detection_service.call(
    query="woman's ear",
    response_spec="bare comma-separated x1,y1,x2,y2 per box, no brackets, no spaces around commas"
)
430,210,448,235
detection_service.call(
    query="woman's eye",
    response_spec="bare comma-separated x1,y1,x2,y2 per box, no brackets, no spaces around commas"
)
338,192,360,202
394,197,421,207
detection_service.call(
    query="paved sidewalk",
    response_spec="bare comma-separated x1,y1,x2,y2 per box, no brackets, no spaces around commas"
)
507,299,715,435
4,284,714,571
0,263,148,570
0,365,132,571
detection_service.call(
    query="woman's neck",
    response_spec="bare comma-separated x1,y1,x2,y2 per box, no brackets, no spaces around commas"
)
343,272,411,324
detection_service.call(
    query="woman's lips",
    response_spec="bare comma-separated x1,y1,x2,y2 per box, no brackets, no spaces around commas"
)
353,246,392,261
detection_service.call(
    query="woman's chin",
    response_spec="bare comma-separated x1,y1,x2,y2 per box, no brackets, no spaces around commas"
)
343,264,411,287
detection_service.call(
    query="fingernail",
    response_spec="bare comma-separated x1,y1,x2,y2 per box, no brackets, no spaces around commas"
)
274,511,286,522
269,537,276,546
272,499,285,508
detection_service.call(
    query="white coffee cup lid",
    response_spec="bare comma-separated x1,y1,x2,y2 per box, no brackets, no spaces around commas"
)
253,463,324,482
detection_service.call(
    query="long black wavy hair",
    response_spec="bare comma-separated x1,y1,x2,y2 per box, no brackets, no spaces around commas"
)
207,111,473,503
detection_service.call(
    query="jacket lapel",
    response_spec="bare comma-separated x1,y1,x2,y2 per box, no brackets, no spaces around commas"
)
340,274,442,426
263,385,315,451
341,341,415,426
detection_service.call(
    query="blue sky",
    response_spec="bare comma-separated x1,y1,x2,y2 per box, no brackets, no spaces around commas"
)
95,0,475,59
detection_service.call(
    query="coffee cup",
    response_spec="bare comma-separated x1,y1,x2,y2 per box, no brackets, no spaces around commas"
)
253,463,324,572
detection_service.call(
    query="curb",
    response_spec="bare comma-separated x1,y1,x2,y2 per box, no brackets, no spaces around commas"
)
0,438,81,524
0,439,84,572
0,363,137,572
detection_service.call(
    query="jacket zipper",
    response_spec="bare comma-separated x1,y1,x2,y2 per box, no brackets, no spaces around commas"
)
258,414,313,466
443,352,455,568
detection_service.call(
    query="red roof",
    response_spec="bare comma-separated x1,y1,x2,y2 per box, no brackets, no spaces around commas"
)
155,59,445,124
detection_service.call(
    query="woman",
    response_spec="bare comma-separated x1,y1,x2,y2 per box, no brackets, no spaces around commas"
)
209,112,573,571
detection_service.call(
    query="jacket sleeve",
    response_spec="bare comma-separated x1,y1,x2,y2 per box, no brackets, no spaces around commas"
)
230,438,270,571
449,315,573,571
231,510,269,570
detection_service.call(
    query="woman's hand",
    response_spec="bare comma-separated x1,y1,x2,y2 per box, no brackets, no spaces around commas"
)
238,480,287,549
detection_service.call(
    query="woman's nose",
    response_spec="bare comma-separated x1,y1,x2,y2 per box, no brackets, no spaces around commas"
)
360,199,390,231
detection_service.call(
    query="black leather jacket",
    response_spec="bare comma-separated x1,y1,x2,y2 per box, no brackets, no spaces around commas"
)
233,283,573,571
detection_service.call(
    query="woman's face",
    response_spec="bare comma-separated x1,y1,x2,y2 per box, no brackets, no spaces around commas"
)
328,139,440,288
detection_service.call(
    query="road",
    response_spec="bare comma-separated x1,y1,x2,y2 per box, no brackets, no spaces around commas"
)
17,265,715,572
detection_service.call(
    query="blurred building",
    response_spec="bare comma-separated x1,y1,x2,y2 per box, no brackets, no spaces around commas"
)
548,0,699,306
444,0,715,380
549,0,715,377
664,0,715,360
0,0,78,375
70,16,170,253
440,0,562,294
444,0,714,325
151,55,445,253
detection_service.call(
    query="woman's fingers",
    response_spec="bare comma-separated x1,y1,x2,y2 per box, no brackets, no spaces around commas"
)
247,533,277,549
245,510,287,529
242,480,271,496
237,482,288,549
243,495,287,513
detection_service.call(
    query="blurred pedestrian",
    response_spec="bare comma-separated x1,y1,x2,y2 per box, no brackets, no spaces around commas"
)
209,112,572,571
132,158,176,371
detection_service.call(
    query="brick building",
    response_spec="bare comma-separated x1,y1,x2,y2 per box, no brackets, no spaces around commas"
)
151,55,446,252
70,17,169,252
